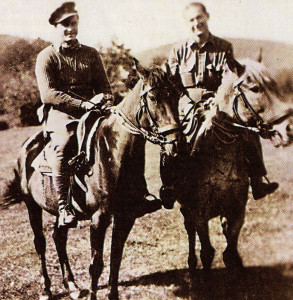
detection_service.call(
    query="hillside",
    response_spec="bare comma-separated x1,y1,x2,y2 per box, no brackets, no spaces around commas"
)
0,34,30,53
135,38,293,71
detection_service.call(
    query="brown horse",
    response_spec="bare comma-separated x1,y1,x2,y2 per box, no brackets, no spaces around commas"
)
176,58,293,276
4,62,183,300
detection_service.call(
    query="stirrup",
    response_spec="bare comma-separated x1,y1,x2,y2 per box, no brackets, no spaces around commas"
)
58,205,77,228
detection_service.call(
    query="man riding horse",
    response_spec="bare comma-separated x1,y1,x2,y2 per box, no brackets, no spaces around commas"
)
35,2,160,228
160,2,278,206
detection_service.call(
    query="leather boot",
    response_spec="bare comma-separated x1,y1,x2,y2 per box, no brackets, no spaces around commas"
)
250,176,279,200
160,185,177,209
136,194,162,218
54,175,77,228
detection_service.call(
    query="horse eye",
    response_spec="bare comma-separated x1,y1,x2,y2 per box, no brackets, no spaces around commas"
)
250,85,261,93
148,95,156,101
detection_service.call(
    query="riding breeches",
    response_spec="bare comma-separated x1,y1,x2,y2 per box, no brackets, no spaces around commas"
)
46,120,78,202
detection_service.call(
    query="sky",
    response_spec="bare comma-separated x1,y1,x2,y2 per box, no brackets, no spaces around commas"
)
1,0,293,53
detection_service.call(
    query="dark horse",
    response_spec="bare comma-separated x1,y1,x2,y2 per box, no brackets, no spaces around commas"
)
174,58,293,275
5,62,183,300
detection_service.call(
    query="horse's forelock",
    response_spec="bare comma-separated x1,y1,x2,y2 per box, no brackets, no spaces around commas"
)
241,59,280,95
147,68,168,89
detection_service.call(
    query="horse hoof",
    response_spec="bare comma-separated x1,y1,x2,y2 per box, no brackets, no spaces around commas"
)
109,290,119,300
200,247,215,270
39,294,51,300
70,290,80,300
87,290,97,300
223,249,243,270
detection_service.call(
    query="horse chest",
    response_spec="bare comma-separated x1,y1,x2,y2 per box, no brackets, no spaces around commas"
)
197,139,247,183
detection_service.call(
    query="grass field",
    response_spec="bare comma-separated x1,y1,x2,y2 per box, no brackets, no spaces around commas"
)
0,125,292,299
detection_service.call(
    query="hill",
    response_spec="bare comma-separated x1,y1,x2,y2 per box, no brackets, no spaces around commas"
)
0,34,31,53
135,38,293,71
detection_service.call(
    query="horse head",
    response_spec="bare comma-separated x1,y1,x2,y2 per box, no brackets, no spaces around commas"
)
132,59,183,156
217,58,293,146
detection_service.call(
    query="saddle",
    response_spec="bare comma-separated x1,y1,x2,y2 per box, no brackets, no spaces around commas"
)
31,110,105,191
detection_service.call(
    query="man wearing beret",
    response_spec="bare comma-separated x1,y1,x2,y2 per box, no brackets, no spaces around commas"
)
35,2,113,227
160,2,278,207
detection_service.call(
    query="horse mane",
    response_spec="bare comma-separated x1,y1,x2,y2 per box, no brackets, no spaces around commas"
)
147,67,169,89
240,59,280,96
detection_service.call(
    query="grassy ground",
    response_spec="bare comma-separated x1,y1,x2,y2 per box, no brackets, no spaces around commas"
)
0,126,292,299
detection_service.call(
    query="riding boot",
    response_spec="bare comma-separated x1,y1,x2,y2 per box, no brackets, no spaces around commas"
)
136,194,162,218
159,153,179,209
54,175,77,228
244,132,279,200
250,176,279,200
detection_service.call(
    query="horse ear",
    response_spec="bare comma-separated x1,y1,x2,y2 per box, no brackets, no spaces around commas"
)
256,47,263,63
227,58,245,77
133,58,150,80
165,62,172,77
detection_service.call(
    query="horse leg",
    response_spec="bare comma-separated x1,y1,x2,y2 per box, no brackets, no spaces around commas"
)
108,215,135,300
196,221,215,270
88,211,111,300
26,200,52,299
221,214,244,270
180,207,197,275
52,222,79,299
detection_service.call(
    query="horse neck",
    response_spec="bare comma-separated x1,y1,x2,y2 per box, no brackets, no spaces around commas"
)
214,72,236,118
117,80,143,124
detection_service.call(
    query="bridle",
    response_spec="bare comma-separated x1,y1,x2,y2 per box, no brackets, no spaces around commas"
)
114,83,181,146
231,81,276,138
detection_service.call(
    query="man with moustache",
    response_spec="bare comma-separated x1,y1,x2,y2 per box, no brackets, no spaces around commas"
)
160,2,278,207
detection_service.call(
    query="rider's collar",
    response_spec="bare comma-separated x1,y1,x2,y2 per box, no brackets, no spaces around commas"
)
53,39,81,53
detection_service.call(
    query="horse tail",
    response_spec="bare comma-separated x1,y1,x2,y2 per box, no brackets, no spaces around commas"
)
1,130,46,210
1,167,24,209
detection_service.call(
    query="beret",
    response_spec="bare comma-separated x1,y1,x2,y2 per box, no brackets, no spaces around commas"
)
49,2,78,25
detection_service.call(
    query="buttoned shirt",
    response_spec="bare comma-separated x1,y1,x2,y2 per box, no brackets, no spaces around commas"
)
35,42,111,129
169,33,234,94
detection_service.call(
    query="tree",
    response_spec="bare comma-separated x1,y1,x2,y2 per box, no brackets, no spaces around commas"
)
99,39,139,104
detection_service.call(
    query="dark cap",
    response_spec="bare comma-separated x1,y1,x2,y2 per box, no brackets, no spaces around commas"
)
49,2,78,25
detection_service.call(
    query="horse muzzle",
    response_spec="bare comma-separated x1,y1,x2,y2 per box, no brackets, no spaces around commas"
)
271,120,293,147
158,124,182,157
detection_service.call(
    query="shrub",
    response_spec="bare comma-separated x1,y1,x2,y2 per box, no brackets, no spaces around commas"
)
0,121,9,131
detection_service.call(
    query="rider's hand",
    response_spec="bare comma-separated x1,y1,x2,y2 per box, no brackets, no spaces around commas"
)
90,93,105,105
80,101,96,112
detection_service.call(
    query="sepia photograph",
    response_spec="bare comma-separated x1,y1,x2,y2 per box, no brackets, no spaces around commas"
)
0,0,292,299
